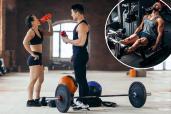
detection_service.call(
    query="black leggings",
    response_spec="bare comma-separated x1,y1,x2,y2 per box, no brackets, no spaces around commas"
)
73,52,89,103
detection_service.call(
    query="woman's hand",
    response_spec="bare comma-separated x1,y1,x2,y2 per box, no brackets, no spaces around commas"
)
31,53,39,60
47,19,52,24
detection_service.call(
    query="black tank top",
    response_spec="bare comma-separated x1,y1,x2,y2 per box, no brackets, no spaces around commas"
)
30,29,43,45
73,20,89,55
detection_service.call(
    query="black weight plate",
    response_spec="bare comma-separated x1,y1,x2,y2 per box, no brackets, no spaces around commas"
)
129,81,147,108
55,84,71,113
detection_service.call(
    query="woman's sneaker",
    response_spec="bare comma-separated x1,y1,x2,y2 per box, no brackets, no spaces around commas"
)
34,98,42,106
26,99,41,107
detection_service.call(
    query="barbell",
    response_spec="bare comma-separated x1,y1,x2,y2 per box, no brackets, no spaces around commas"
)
41,81,151,113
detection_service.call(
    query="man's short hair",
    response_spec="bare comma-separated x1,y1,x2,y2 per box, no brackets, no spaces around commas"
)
71,4,84,14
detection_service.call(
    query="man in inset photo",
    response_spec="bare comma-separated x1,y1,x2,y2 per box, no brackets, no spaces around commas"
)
120,2,164,54
106,1,171,68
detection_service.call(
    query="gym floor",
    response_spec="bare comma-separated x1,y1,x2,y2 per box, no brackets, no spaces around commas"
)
0,71,171,114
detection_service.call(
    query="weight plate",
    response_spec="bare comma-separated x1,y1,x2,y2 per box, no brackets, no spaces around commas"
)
129,81,147,108
55,84,71,113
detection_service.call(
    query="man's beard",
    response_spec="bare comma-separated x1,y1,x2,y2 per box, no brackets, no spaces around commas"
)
153,7,160,12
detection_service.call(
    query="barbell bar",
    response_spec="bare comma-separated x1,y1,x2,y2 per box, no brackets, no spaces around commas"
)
41,81,151,113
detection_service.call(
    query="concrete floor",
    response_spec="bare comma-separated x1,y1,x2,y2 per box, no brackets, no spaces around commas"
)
0,71,171,114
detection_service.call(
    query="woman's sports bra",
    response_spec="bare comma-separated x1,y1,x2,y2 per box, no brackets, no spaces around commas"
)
30,29,43,45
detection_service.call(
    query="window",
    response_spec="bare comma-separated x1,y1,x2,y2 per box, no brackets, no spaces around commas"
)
52,22,77,58
154,55,171,70
165,56,171,70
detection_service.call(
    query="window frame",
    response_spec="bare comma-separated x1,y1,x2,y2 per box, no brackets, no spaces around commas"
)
50,20,77,62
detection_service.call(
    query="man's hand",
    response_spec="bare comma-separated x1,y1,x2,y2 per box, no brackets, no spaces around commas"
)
61,36,69,44
151,44,158,51
60,31,69,44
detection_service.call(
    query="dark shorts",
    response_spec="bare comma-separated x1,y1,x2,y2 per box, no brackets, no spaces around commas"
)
27,52,42,66
137,32,156,47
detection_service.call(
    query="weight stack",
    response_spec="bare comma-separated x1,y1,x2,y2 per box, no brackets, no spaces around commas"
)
122,9,138,36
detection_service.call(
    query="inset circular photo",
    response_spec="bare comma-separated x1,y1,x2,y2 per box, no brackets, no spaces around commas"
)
105,0,171,68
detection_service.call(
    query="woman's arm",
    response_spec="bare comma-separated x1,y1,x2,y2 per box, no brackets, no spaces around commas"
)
23,29,35,56
41,20,53,37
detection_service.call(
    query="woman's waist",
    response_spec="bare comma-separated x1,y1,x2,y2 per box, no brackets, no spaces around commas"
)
28,51,42,57
30,46,42,53
30,44,42,49
32,51,42,55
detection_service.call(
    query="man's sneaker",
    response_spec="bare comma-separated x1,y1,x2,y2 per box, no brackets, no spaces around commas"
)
73,99,89,109
71,100,77,107
26,100,41,107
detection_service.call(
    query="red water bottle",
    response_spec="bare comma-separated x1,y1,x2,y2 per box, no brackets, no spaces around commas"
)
40,13,52,23
60,31,67,37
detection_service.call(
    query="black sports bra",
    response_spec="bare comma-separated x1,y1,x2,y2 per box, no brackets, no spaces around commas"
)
30,29,43,45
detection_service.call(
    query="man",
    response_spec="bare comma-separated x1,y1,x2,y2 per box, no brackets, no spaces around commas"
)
120,2,164,54
60,4,89,108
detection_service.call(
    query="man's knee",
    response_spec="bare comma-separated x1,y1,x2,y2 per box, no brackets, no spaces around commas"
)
139,38,148,46
136,39,141,44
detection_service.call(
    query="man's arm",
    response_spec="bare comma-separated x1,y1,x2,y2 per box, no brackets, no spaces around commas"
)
62,23,89,46
153,18,164,47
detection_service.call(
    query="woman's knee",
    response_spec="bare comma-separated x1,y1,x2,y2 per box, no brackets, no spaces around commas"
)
31,74,38,81
38,76,44,84
39,66,44,83
29,77,37,87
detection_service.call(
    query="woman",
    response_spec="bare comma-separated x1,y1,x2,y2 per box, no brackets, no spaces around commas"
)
23,15,53,107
